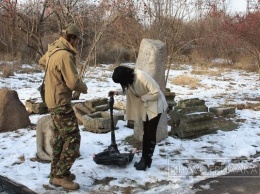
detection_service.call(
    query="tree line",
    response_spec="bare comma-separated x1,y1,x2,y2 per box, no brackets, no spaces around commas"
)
0,0,260,77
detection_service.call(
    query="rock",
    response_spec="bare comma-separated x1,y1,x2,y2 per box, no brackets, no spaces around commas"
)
72,98,109,124
25,99,48,114
85,98,108,108
73,102,95,124
0,88,31,132
36,115,53,161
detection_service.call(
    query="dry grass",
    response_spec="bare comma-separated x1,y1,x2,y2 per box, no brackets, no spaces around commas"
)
232,54,258,72
191,69,222,77
192,62,232,74
170,75,201,89
233,62,258,72
108,63,119,71
167,63,190,70
1,64,14,78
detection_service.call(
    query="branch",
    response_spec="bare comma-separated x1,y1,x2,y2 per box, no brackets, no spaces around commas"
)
79,13,120,79
165,38,200,83
0,38,8,46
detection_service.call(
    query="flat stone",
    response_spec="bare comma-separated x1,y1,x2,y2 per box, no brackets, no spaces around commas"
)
176,98,205,108
174,105,208,115
182,112,215,123
25,99,48,114
176,120,213,138
209,107,236,116
82,111,118,133
85,98,108,108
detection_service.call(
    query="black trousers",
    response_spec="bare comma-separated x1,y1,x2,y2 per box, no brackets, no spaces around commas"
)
142,113,162,158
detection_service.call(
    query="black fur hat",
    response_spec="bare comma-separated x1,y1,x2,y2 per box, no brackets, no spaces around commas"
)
112,66,135,91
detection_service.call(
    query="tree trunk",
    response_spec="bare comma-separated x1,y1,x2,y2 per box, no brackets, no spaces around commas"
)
257,52,260,80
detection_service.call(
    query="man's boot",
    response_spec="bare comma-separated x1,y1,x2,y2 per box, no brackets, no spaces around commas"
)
49,173,76,184
50,177,80,190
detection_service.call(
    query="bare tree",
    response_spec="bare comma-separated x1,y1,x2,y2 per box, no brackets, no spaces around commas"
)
0,0,93,62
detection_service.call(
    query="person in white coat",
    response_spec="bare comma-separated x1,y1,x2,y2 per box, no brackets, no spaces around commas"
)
109,66,167,171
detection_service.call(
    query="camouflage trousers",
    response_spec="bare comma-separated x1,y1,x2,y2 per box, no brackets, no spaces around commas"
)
49,104,81,179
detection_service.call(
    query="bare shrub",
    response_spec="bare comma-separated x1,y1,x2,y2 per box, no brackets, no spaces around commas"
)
233,55,258,72
171,75,200,89
96,43,131,64
190,50,207,64
234,62,258,72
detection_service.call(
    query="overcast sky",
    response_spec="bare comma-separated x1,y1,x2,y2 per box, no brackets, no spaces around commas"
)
229,0,247,12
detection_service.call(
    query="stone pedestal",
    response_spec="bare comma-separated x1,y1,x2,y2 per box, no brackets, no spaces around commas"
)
134,39,168,143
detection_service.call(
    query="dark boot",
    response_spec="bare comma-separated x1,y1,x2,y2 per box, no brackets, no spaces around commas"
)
134,156,152,171
137,114,160,171
135,138,156,170
134,157,145,168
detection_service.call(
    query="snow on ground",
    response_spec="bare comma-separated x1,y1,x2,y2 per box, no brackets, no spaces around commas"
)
0,63,259,193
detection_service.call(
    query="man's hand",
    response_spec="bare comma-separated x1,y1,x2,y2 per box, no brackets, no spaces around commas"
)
72,91,80,100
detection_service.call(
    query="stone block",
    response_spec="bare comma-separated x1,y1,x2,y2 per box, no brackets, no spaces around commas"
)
174,105,208,115
182,112,215,123
85,98,108,108
95,104,109,112
82,111,118,133
170,112,215,138
209,107,236,117
25,99,48,114
176,120,213,138
72,99,109,124
176,98,205,108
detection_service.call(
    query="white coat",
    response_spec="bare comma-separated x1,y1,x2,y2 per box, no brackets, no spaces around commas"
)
118,69,167,121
